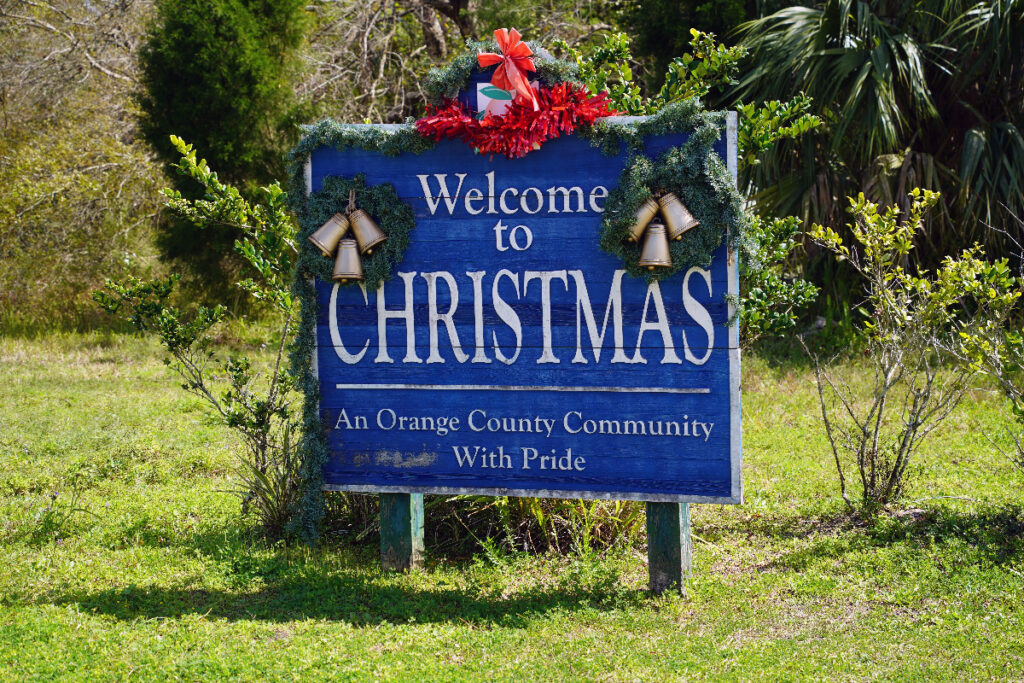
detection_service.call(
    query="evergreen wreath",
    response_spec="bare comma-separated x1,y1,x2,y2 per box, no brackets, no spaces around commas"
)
300,175,416,290
598,107,746,281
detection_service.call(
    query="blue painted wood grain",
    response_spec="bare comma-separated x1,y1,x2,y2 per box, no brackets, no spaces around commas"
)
310,127,740,503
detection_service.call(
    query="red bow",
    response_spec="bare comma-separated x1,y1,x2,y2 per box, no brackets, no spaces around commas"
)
477,28,539,112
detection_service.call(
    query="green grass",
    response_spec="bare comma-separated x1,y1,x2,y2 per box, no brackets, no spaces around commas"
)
1,332,1022,680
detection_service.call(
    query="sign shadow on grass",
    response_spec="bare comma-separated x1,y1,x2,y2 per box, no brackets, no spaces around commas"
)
50,568,652,627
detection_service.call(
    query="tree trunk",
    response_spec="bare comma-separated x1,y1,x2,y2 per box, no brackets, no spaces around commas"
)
402,1,448,60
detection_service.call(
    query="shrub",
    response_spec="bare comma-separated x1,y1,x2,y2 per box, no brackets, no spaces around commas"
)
808,189,1020,510
739,215,819,348
971,230,1024,477
988,333,1024,476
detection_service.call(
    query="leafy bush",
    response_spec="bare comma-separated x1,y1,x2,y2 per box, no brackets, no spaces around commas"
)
96,137,304,539
137,0,308,295
0,102,161,328
0,2,162,328
739,215,819,348
556,29,747,117
808,189,1020,510
615,0,756,87
971,227,1024,477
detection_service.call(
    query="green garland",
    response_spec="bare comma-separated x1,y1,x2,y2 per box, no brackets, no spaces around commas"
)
287,268,326,541
286,173,416,540
286,120,429,541
598,102,747,281
285,120,434,257
582,98,709,154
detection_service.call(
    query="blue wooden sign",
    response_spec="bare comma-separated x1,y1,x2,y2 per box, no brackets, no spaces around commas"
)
305,116,741,504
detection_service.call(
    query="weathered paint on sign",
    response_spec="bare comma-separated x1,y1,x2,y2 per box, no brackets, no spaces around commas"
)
309,117,741,503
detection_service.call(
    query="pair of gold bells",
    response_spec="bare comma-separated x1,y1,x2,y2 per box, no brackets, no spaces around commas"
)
308,208,386,283
629,191,700,270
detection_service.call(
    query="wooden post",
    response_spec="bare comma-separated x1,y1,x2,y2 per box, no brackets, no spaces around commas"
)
646,502,692,594
379,493,424,571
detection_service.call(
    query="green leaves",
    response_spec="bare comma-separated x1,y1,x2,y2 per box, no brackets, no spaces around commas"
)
655,29,746,108
739,1,940,161
94,275,182,334
554,32,647,115
557,29,751,118
737,96,821,168
808,187,1021,508
165,135,297,316
739,215,819,346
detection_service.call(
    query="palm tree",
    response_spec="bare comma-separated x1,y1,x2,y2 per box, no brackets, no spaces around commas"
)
733,0,1024,267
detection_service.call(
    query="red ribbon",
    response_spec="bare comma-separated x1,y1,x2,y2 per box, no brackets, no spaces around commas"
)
477,28,539,112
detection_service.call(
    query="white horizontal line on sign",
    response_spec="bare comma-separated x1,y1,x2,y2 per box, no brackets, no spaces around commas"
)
335,383,710,394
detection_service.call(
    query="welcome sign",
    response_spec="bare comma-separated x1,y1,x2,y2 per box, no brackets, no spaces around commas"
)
303,116,741,503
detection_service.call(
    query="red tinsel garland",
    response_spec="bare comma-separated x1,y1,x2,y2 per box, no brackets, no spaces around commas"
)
415,82,617,159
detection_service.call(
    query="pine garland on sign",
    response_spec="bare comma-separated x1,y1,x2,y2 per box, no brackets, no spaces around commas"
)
286,173,415,540
287,269,327,540
582,98,706,154
286,120,435,225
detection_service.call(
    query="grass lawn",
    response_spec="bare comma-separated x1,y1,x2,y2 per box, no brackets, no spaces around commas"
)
1,332,1022,680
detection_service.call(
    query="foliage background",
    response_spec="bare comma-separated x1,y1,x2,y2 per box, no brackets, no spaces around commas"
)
732,0,1024,305
0,0,162,328
4,0,1020,327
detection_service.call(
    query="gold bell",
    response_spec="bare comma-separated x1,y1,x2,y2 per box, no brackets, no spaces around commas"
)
332,239,363,283
308,213,350,257
658,192,700,241
637,220,672,270
348,209,386,255
628,197,660,242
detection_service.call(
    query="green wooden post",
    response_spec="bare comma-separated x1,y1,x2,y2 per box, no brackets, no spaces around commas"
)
379,493,424,571
646,502,692,594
